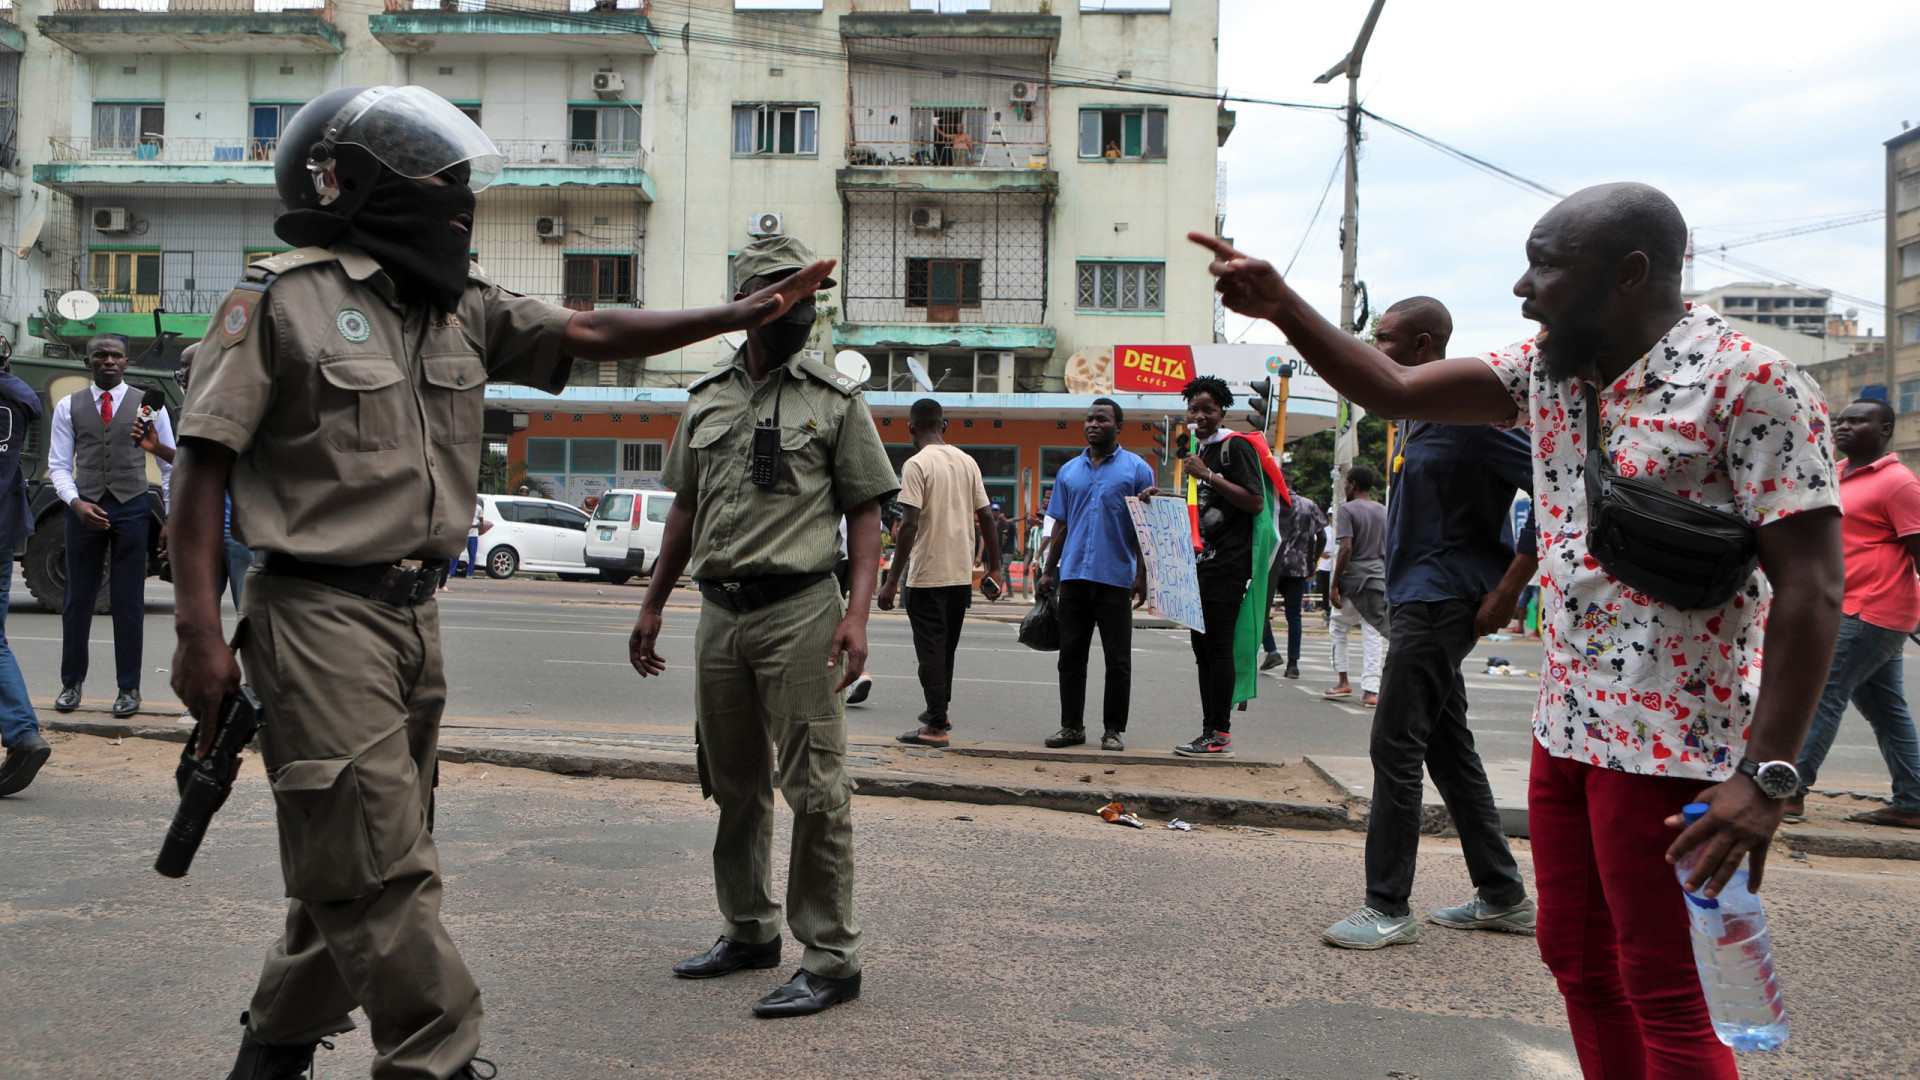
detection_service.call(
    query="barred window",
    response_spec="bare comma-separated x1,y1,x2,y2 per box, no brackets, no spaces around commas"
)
1076,261,1164,312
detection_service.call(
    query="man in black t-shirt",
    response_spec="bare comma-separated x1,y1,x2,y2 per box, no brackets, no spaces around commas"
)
1174,376,1266,758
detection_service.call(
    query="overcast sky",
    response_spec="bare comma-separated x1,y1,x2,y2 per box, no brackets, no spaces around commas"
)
1213,0,1920,355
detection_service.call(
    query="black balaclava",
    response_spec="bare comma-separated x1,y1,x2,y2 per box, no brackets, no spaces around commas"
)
275,168,476,312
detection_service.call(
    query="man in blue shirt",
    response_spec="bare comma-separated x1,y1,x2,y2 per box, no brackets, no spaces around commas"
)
1322,297,1539,950
1038,398,1157,751
0,343,48,797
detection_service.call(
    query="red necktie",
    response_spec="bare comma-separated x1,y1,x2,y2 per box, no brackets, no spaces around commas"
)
100,392,113,425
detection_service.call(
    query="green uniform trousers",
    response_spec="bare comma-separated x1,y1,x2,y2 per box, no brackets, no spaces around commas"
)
239,573,481,1080
695,577,861,979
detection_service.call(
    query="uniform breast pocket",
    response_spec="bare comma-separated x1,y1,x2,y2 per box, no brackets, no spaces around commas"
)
687,421,733,492
318,354,407,453
421,351,488,445
774,426,824,496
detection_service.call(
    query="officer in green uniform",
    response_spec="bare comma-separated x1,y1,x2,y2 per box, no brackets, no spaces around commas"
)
169,87,830,1080
629,235,896,1018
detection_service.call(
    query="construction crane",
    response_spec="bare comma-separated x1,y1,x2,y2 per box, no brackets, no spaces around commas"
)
1684,210,1885,291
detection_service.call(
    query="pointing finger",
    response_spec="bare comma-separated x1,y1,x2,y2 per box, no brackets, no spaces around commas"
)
1187,231,1247,261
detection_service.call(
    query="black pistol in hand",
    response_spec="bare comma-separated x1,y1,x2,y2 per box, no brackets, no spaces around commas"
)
154,686,263,879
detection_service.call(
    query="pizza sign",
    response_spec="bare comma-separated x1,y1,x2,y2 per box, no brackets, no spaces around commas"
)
1113,345,1193,393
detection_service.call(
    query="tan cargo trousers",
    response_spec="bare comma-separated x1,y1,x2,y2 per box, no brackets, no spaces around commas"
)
695,577,862,979
239,573,481,1079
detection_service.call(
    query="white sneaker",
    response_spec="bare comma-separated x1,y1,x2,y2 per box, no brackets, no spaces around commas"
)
845,672,873,706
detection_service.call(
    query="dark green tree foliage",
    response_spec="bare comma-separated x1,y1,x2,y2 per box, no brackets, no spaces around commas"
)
1284,414,1389,508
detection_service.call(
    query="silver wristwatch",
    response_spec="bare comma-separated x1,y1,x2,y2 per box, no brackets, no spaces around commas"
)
1735,757,1801,799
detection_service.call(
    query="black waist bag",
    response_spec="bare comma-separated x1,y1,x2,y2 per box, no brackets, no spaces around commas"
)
1582,385,1756,610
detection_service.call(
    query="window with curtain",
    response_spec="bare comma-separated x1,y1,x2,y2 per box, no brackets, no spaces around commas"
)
93,103,164,154
1077,108,1166,160
732,104,818,156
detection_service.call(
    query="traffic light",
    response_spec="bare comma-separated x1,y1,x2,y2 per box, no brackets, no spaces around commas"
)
1247,377,1273,433
1151,416,1173,465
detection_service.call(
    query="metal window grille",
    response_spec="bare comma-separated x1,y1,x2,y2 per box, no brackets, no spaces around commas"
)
1075,261,1164,312
842,190,1047,325
844,35,1050,169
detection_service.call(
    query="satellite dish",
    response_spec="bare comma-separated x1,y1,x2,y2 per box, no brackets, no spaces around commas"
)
56,291,100,321
16,196,46,259
905,355,934,393
833,349,872,385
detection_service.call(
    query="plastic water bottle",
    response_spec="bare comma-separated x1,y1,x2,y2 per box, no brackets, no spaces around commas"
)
1674,802,1789,1050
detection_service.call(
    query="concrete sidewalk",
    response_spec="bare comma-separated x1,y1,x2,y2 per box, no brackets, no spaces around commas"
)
45,707,1920,862
8,733,1920,1079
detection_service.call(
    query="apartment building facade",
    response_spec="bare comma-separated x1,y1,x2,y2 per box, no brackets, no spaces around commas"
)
1890,124,1920,468
2,0,1223,386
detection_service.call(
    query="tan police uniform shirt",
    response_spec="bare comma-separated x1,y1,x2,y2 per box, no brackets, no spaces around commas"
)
661,346,897,581
179,245,573,565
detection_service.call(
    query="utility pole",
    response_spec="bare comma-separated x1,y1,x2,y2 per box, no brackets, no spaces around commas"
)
1315,0,1385,522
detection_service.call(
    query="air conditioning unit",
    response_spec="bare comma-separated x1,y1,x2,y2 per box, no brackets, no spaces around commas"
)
93,207,130,234
535,216,565,241
909,206,942,231
1009,81,1036,103
591,70,625,95
748,211,784,238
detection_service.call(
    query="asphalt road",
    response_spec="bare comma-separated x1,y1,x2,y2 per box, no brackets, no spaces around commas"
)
5,570,1904,794
6,734,1918,1079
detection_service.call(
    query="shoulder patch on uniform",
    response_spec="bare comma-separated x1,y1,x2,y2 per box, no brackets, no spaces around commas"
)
215,288,260,347
797,355,861,397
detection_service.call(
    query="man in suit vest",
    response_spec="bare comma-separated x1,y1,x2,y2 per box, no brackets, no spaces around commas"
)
49,334,172,718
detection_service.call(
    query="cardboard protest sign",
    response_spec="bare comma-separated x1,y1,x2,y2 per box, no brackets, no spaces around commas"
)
1126,494,1204,632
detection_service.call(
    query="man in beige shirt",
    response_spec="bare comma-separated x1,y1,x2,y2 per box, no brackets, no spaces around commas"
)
877,398,1000,746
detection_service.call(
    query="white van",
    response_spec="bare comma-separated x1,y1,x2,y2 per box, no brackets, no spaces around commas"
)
584,488,676,583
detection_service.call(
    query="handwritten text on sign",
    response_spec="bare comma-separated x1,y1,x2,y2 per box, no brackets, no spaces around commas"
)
1126,494,1205,633
1114,345,1194,394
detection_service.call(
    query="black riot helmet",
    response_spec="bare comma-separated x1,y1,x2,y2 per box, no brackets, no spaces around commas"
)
273,85,506,216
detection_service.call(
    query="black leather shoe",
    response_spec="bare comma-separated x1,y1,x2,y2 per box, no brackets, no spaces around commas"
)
226,1012,334,1080
0,732,51,797
673,935,782,979
752,968,861,1018
54,685,81,712
112,689,140,718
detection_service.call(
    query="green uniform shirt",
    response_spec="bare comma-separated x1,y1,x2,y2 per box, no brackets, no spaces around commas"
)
180,245,572,565
663,346,896,580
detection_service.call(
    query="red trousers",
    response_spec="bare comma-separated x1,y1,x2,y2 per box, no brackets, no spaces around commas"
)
1529,743,1740,1079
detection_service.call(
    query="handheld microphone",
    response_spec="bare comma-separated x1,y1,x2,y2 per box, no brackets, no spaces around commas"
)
139,385,167,425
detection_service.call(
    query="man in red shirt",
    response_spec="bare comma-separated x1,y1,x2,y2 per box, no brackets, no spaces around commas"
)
1789,397,1920,827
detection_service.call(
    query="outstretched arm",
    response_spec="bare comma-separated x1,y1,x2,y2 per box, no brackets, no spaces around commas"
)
1189,233,1516,424
564,259,836,361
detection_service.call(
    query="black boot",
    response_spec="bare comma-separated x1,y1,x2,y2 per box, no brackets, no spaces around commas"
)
226,1012,333,1080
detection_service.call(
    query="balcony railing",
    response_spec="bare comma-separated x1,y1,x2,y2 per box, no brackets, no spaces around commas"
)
494,139,648,171
845,138,1050,170
51,135,276,163
52,135,649,172
845,1,1050,12
54,0,334,13
381,0,648,12
43,287,228,317
842,298,1045,326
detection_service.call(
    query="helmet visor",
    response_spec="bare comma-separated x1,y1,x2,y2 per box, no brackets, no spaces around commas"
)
327,86,505,191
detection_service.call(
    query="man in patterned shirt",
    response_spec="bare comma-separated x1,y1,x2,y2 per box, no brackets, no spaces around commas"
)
1192,182,1842,1079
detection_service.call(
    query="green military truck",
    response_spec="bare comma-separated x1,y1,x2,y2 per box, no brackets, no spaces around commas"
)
8,347,180,613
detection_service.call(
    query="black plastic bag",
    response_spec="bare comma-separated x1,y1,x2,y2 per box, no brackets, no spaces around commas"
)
1019,593,1061,652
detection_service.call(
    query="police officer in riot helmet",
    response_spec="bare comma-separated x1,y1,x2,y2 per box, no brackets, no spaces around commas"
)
170,87,831,1080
